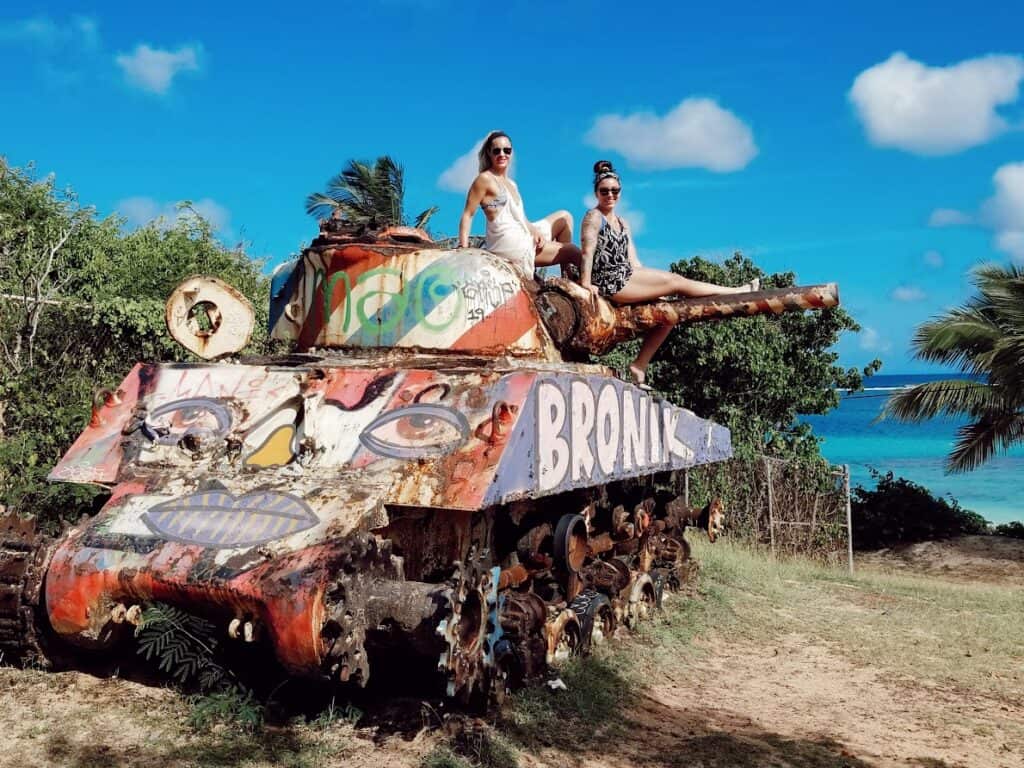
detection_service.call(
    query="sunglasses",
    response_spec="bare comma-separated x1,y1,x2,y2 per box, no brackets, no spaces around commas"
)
598,187,621,196
490,146,513,156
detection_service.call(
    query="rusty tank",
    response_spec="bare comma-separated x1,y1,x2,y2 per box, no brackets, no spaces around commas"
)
0,223,839,700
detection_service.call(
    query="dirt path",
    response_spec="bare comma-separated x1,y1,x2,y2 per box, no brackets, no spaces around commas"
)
856,535,1024,587
524,632,1023,768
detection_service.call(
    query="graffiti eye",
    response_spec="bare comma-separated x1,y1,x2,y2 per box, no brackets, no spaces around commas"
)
143,398,232,446
359,404,469,459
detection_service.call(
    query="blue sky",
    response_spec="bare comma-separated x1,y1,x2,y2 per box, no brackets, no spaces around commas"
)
3,0,1024,373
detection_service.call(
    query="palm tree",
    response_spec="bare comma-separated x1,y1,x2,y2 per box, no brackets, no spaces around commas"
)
885,263,1024,472
305,156,438,230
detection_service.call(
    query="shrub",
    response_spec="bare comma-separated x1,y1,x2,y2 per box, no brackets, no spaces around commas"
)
851,470,989,550
995,521,1024,539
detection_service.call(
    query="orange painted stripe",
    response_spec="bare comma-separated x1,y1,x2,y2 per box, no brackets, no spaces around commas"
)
299,247,395,349
450,291,537,351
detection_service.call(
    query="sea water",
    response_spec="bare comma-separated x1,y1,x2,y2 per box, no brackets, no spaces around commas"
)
800,374,1023,525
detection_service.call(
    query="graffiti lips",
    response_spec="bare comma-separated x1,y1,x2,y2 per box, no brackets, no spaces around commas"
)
142,490,319,548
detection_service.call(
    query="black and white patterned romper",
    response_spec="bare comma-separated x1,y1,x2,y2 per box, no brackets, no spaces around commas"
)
592,215,632,297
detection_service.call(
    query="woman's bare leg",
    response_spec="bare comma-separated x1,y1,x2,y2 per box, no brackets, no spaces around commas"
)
535,240,581,269
543,210,574,244
612,266,758,303
629,323,674,386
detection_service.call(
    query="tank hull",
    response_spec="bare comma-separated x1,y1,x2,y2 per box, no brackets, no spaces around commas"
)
41,357,730,694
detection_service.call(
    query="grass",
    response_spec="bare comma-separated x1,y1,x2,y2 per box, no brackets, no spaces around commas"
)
689,537,1024,701
4,538,1023,767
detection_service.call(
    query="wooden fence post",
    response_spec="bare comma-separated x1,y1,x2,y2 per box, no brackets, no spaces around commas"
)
844,464,854,575
810,493,819,550
765,457,776,558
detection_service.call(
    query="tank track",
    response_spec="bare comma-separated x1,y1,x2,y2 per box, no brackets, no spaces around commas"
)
0,514,53,667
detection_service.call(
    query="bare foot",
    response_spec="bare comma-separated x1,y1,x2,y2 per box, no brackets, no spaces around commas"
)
628,364,653,391
730,277,760,294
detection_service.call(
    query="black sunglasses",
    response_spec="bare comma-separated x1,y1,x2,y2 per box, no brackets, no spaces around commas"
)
490,146,513,156
598,187,621,196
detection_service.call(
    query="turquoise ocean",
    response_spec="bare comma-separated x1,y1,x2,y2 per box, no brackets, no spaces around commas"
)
800,374,1023,525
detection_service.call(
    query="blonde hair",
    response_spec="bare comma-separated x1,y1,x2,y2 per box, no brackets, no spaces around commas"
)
478,130,511,173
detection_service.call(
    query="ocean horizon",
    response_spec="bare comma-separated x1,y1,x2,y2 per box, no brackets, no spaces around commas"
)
801,374,1023,526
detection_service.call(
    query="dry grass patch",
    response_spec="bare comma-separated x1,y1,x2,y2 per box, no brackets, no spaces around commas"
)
689,538,1024,702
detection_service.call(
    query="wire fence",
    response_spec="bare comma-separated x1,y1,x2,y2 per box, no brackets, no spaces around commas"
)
683,456,853,571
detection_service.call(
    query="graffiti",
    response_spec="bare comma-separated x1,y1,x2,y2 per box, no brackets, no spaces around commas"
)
241,398,302,467
535,379,697,492
318,262,463,334
325,371,398,411
359,403,470,459
142,398,232,446
455,268,517,323
142,490,318,548
165,368,294,404
244,425,296,467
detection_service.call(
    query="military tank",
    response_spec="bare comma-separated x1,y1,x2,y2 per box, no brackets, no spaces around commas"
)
0,223,838,700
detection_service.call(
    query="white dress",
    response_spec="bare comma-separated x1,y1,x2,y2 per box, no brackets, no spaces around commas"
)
482,181,547,274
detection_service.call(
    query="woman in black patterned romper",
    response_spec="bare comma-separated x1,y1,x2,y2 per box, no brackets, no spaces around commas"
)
579,161,759,388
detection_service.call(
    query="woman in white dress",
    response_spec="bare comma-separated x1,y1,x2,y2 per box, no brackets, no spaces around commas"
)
457,131,580,273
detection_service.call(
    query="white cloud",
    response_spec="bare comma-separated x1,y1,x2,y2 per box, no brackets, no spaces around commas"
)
982,162,1024,262
891,285,926,302
849,52,1024,155
0,15,97,48
438,138,484,193
582,195,645,235
585,98,758,172
117,197,230,233
116,43,201,94
996,231,1024,260
923,250,944,268
859,327,892,353
928,208,973,227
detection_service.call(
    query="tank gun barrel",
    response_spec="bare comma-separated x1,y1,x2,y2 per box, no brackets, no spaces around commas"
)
534,278,840,356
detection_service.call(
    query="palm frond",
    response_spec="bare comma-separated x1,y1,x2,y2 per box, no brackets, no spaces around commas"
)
884,379,1003,423
413,206,440,230
305,192,342,220
306,155,439,231
911,308,1001,367
947,412,1024,472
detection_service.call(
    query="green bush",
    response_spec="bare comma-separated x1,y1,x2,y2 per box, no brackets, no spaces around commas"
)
0,160,271,530
995,521,1024,539
851,470,989,550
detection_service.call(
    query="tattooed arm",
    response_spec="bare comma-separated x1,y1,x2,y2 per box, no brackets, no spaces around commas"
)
579,209,602,296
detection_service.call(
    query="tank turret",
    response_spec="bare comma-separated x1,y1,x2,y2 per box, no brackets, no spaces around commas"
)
2,224,842,701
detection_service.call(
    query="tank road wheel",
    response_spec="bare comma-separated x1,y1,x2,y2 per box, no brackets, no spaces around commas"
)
0,514,56,668
655,536,693,591
569,589,616,655
554,514,588,573
498,592,548,691
624,574,658,630
544,608,582,666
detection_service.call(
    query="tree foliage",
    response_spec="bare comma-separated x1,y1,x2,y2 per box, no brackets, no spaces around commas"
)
0,159,270,530
995,521,1024,539
305,155,439,229
851,470,989,550
885,263,1024,472
604,253,879,459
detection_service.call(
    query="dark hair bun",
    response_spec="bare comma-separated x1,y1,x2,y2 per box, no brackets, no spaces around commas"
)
593,160,615,174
